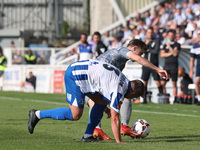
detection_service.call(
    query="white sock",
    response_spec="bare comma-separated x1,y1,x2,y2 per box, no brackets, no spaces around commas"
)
35,111,40,119
120,100,132,126
198,95,200,101
84,134,93,138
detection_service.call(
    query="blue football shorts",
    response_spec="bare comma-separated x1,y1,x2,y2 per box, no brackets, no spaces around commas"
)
64,65,85,108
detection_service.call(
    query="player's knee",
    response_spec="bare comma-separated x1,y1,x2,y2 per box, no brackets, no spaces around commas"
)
195,79,200,85
72,113,82,120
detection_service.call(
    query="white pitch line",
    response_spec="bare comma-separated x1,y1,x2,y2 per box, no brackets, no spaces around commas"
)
0,96,67,105
1,96,200,118
132,110,200,118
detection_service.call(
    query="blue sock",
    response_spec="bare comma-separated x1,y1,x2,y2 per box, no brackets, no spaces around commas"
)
40,107,73,120
84,104,106,137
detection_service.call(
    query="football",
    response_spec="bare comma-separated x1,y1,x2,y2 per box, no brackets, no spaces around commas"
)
131,119,150,138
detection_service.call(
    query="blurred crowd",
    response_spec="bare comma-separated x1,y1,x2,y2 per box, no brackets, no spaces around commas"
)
65,0,200,104
62,0,200,59
10,41,51,65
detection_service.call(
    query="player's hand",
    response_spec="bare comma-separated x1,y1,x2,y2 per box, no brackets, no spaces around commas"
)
104,107,111,118
157,69,169,80
116,141,127,144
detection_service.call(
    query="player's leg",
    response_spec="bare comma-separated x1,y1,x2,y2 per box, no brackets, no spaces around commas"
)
161,80,167,93
82,103,107,142
141,67,151,104
27,65,84,134
120,98,137,138
172,81,177,96
194,77,200,105
171,69,178,96
86,96,113,141
152,69,163,93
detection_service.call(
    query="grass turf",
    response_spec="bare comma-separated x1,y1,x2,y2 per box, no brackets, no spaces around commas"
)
0,91,200,150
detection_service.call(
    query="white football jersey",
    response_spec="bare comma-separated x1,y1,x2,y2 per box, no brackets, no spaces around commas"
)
70,59,130,113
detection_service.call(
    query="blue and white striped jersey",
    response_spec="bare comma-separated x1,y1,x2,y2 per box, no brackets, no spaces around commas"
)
70,59,131,113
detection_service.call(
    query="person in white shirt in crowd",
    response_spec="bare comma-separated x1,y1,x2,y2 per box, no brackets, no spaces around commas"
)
76,33,95,61
102,31,113,47
176,32,186,45
108,36,122,50
159,8,169,28
188,0,200,16
145,11,151,27
173,7,187,27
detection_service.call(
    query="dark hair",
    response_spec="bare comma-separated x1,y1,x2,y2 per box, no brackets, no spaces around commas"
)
81,32,88,37
133,80,145,97
147,27,153,31
127,39,148,52
168,29,176,34
93,31,101,38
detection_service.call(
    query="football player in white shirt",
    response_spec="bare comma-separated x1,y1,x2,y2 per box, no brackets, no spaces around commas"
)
27,59,145,143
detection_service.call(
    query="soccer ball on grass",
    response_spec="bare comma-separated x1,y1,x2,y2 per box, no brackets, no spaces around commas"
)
131,119,150,138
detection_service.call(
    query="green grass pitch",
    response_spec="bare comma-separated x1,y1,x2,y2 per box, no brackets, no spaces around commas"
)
0,91,200,150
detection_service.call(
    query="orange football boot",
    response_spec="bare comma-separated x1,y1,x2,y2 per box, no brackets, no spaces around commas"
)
93,128,113,141
120,125,138,138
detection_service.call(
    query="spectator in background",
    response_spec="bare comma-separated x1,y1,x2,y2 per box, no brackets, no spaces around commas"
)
145,11,151,27
141,27,163,103
133,28,141,39
185,7,194,22
153,25,163,41
24,50,36,64
189,33,200,105
136,19,148,31
108,36,122,50
150,10,160,26
127,17,135,30
0,46,7,91
16,71,36,92
160,29,181,97
0,46,7,78
37,50,49,64
159,8,169,28
102,31,112,47
188,0,199,16
194,15,200,28
133,12,143,27
185,17,195,39
10,41,16,57
92,31,107,57
12,50,23,64
178,66,193,96
173,7,187,27
76,33,94,61
121,26,132,44
181,0,189,14
176,32,186,45
161,29,168,45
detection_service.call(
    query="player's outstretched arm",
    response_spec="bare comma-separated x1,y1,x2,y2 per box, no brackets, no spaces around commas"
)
127,52,169,79
111,109,126,143
111,109,123,143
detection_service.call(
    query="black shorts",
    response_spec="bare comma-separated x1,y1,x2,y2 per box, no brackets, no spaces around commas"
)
161,67,178,82
141,67,160,81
